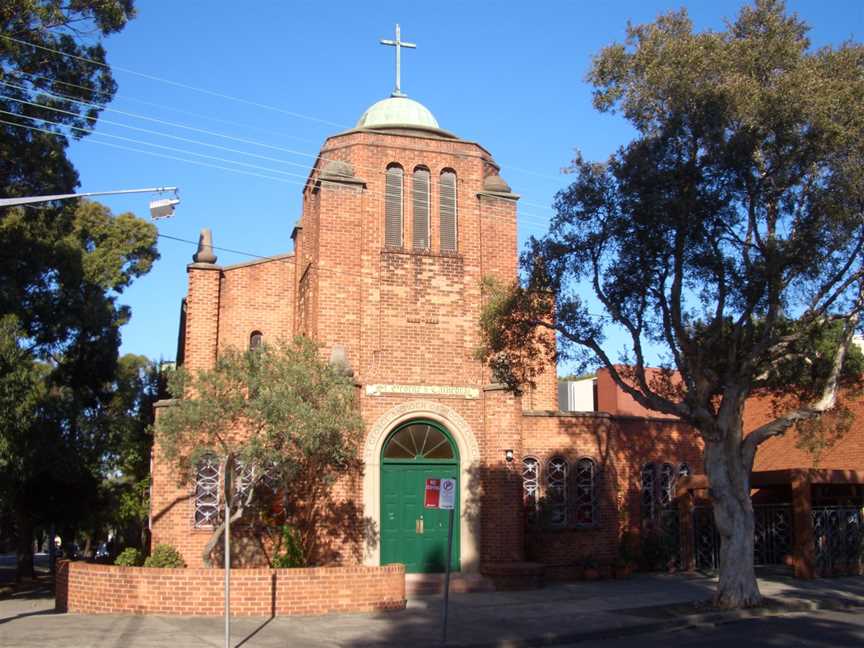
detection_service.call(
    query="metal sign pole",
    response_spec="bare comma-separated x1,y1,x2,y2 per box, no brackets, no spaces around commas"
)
441,506,454,645
225,499,231,648
223,457,233,648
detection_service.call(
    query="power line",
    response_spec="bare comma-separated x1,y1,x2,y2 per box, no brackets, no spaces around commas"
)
1,34,346,129
1,109,554,230
2,35,570,195
1,84,326,170
0,107,319,183
3,80,559,213
0,117,300,186
13,71,321,144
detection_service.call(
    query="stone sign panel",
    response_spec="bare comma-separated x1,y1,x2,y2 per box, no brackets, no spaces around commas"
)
365,384,480,399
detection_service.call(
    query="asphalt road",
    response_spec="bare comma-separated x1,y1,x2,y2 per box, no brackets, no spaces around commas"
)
562,609,864,648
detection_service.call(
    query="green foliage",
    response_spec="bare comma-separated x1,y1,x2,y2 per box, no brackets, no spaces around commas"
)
271,525,306,568
114,547,143,567
482,0,864,429
0,2,144,578
157,336,365,566
143,544,185,568
480,1,864,606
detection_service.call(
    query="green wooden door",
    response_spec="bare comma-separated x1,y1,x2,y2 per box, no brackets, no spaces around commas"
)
380,421,460,574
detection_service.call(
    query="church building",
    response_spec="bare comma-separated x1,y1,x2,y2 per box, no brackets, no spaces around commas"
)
149,30,702,581
149,30,862,585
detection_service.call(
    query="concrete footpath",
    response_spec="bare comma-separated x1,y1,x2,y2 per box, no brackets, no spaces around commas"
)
1,570,863,648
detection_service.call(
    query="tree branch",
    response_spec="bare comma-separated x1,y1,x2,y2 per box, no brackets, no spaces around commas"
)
741,281,863,471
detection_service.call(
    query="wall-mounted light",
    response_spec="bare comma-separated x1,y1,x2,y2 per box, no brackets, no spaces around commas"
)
504,449,514,463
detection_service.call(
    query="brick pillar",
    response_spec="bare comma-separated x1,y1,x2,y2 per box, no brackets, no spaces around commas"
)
184,263,222,373
791,470,815,579
480,384,525,564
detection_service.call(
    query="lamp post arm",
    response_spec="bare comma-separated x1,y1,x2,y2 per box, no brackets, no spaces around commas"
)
0,187,178,208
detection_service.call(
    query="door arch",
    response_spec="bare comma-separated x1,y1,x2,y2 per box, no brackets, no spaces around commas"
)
380,419,460,573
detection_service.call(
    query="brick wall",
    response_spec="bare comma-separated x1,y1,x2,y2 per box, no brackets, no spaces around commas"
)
521,412,704,565
217,255,295,353
55,561,405,617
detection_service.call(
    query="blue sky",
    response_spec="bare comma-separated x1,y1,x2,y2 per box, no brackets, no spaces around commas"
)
60,0,862,367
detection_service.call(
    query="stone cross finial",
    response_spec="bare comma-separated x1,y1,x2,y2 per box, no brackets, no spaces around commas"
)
380,24,416,98
193,228,217,264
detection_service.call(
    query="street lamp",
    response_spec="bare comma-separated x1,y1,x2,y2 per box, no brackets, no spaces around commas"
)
0,186,180,220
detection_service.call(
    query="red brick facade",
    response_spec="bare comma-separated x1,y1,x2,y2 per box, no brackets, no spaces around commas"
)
149,102,709,580
55,560,404,616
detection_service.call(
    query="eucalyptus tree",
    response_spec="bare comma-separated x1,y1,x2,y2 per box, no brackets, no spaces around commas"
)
480,0,864,608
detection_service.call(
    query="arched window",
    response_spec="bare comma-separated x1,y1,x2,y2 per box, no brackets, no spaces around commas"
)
382,422,455,460
522,456,540,526
384,164,404,247
249,331,263,350
641,463,656,521
439,170,457,252
678,463,691,478
573,458,597,527
194,453,220,527
412,167,430,250
546,456,568,528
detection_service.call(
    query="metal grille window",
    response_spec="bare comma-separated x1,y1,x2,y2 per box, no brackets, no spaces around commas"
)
384,165,403,247
546,456,568,528
439,170,457,252
573,458,597,526
412,167,430,249
233,457,256,503
659,463,675,507
522,456,540,526
678,463,691,478
641,463,656,520
194,453,220,527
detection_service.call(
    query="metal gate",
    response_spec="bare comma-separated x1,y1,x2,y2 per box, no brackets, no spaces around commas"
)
693,504,792,571
812,506,863,576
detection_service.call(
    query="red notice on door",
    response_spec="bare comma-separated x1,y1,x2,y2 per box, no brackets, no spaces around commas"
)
424,478,441,508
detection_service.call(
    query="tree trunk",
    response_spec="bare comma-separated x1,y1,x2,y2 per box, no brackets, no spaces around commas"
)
704,440,762,608
15,509,34,582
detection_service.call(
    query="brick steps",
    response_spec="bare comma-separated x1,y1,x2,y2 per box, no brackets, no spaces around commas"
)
405,573,496,596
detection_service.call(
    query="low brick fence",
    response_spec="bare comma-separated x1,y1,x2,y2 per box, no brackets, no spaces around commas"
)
55,561,405,617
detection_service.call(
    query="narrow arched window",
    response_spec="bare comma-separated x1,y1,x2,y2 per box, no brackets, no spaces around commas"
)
249,331,263,350
546,456,568,528
522,456,540,527
412,167,430,250
641,463,655,521
439,170,457,252
659,463,675,507
574,458,597,527
194,453,220,528
384,164,404,247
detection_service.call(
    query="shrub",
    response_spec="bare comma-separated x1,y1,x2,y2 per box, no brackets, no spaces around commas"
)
272,525,306,568
114,547,144,567
143,544,186,568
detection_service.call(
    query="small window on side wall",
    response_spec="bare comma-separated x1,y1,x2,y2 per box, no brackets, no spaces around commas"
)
573,458,597,527
641,463,656,521
522,456,540,527
546,456,569,528
439,170,457,252
249,331,263,350
194,453,220,528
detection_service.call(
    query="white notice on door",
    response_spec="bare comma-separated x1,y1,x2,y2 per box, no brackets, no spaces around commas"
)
439,478,456,510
